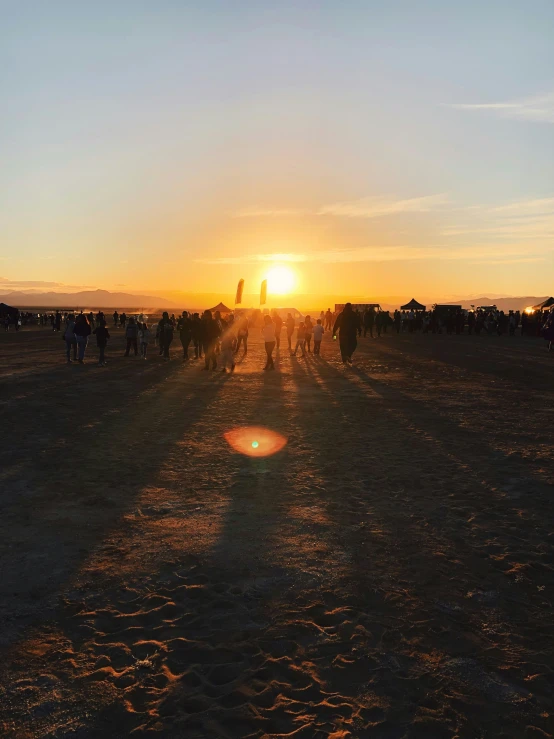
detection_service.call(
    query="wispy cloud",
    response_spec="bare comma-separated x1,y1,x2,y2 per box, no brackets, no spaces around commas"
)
441,197,554,240
317,194,448,218
197,241,549,267
491,197,554,215
232,208,308,218
445,92,554,123
231,194,448,220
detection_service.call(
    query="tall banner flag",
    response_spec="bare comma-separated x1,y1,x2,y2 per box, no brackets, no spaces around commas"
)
260,279,267,305
235,278,244,305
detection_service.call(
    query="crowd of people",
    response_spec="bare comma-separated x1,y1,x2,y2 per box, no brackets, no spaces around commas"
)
56,309,338,370
3,302,554,368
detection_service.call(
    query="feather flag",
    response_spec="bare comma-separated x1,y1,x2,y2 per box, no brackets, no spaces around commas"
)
235,278,244,305
260,279,267,305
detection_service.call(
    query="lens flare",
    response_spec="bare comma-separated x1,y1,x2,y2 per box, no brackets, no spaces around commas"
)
224,426,287,457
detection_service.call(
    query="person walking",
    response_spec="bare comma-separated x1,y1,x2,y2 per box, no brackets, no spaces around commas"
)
124,317,139,356
262,315,276,370
273,311,283,350
333,302,359,365
325,308,333,331
139,322,151,359
93,320,110,366
113,310,119,327
177,311,192,360
220,330,236,373
304,316,313,352
158,312,174,360
63,313,77,363
286,313,295,351
235,315,249,355
201,310,220,370
293,321,306,357
313,319,324,355
73,313,91,364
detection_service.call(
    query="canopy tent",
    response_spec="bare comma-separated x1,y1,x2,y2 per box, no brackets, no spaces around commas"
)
0,302,19,318
401,298,426,311
532,297,554,311
208,302,232,314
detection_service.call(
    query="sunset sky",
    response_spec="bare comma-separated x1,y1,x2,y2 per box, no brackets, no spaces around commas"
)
2,1,553,303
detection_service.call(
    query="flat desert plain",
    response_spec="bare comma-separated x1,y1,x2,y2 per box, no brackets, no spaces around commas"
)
0,326,553,738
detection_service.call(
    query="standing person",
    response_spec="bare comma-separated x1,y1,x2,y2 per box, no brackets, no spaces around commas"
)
235,315,249,355
293,321,306,357
304,316,313,352
93,320,110,366
138,323,151,359
158,312,174,360
201,310,219,370
63,313,77,363
113,310,119,327
177,311,192,360
124,317,139,356
333,302,359,365
262,315,276,371
394,310,401,334
325,308,333,331
313,319,324,355
286,313,295,351
191,313,203,359
73,313,91,364
214,311,224,355
120,312,127,328
54,311,62,332
375,310,383,337
273,311,283,351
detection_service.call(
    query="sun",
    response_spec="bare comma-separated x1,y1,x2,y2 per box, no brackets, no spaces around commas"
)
266,265,295,295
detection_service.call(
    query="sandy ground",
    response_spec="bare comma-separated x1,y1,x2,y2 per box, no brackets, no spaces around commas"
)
0,325,553,738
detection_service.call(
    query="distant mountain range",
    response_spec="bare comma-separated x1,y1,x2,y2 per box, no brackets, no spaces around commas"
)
441,296,547,312
0,289,548,313
0,289,177,309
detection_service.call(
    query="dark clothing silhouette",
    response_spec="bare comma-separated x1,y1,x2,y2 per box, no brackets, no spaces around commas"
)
333,307,359,363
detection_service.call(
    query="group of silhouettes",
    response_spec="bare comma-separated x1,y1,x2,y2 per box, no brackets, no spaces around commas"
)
58,304,362,369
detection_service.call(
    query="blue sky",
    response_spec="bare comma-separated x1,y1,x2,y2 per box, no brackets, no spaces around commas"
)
1,1,553,298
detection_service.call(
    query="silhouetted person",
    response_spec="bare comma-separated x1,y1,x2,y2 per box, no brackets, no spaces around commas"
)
124,317,138,356
113,310,118,326
191,313,203,358
325,309,333,331
73,313,91,363
94,320,110,366
304,316,313,352
286,313,295,351
262,315,276,370
235,316,249,355
273,311,283,350
158,312,174,360
313,319,324,354
333,302,359,365
64,314,77,363
364,308,376,337
177,310,192,360
201,310,219,370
